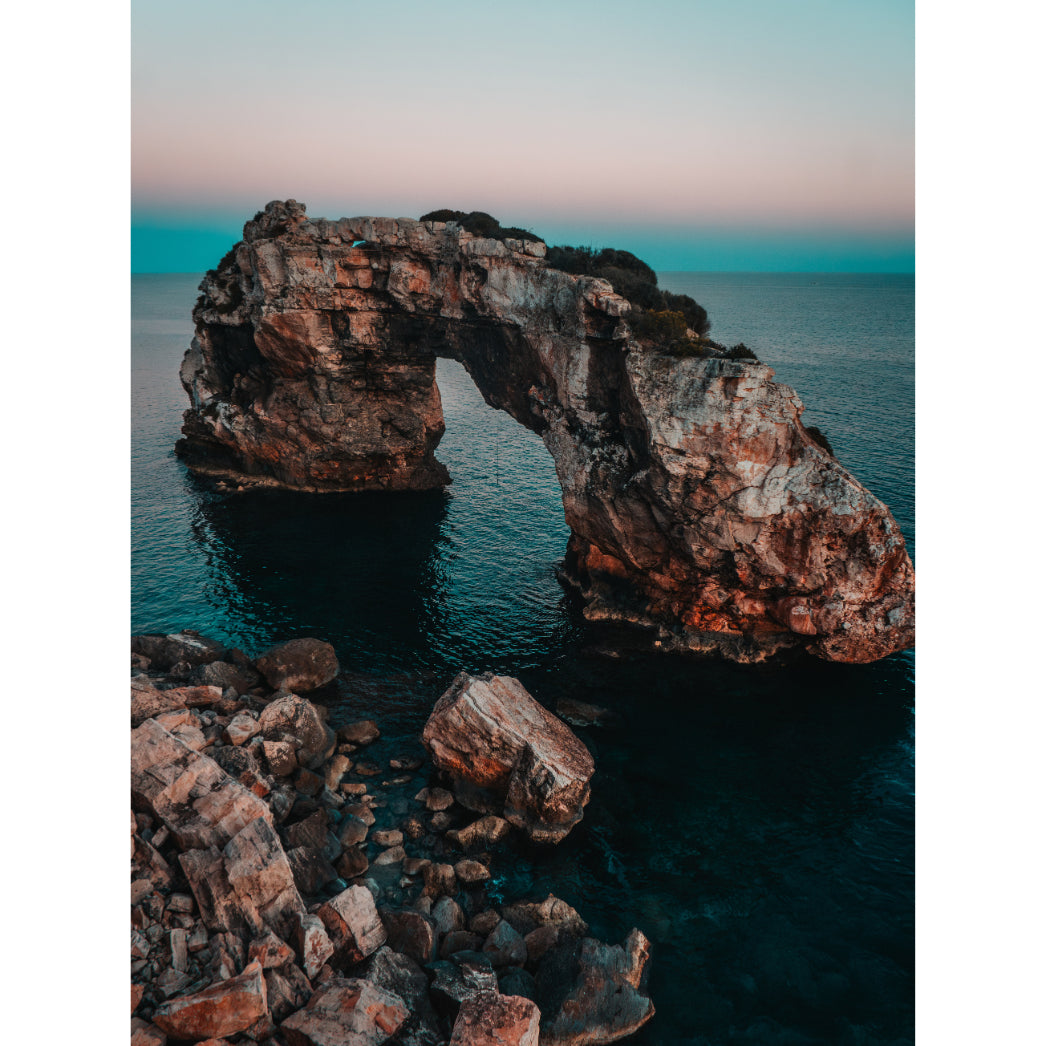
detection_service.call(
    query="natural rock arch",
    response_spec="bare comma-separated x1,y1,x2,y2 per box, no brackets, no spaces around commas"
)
177,200,914,664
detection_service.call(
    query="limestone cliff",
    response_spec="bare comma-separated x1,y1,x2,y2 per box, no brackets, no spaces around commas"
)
177,200,914,664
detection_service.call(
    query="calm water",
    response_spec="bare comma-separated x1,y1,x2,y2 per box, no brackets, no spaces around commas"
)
131,271,914,1045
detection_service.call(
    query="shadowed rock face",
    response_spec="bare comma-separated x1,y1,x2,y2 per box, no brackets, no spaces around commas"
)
177,200,914,664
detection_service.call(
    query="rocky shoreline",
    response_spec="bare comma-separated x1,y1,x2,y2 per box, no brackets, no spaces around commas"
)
131,630,654,1046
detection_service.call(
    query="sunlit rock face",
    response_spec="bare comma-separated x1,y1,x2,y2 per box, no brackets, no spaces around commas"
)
178,200,914,663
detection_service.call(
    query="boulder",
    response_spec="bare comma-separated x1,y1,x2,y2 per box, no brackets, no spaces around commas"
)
280,976,408,1046
131,719,272,850
449,992,541,1046
179,817,306,941
256,639,339,692
535,929,654,1045
317,885,387,964
152,959,267,1040
422,673,594,843
259,694,332,764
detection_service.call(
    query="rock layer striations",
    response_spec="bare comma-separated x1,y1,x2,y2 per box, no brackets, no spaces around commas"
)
178,200,914,663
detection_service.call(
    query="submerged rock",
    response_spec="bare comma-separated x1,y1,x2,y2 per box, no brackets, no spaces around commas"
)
255,638,339,693
422,673,594,843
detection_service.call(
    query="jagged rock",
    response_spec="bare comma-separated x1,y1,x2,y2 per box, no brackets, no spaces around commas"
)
280,976,409,1046
177,202,913,663
317,885,387,965
422,673,594,843
259,694,332,765
152,959,267,1041
132,631,227,671
132,983,145,1014
378,907,437,965
256,639,340,693
132,684,224,727
535,929,654,1045
449,992,541,1046
180,818,305,941
131,719,273,850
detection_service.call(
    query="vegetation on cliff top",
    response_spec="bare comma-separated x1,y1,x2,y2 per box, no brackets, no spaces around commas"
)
423,210,763,362
419,209,544,244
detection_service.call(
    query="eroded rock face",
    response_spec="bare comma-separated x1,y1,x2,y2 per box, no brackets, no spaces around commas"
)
177,200,914,663
422,673,594,844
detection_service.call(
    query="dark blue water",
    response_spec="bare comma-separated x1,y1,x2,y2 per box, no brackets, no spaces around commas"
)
132,272,914,1045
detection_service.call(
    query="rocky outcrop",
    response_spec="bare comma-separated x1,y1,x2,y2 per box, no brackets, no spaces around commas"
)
177,201,913,664
422,673,595,844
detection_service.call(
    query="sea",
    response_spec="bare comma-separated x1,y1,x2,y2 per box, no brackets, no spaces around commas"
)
132,271,914,1045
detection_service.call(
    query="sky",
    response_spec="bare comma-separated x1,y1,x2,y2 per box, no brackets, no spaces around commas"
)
132,0,913,272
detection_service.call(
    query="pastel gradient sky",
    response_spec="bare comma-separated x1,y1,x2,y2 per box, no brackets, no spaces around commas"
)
132,0,913,272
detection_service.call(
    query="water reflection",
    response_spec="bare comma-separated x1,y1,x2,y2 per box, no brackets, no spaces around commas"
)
186,478,452,674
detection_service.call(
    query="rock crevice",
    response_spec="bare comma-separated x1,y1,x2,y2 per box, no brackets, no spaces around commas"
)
177,200,914,663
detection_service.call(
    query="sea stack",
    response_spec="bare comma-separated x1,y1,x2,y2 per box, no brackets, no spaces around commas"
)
177,201,914,664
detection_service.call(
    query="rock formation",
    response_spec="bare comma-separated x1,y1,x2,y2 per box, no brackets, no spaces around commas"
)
177,200,914,663
422,673,595,844
130,630,654,1044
